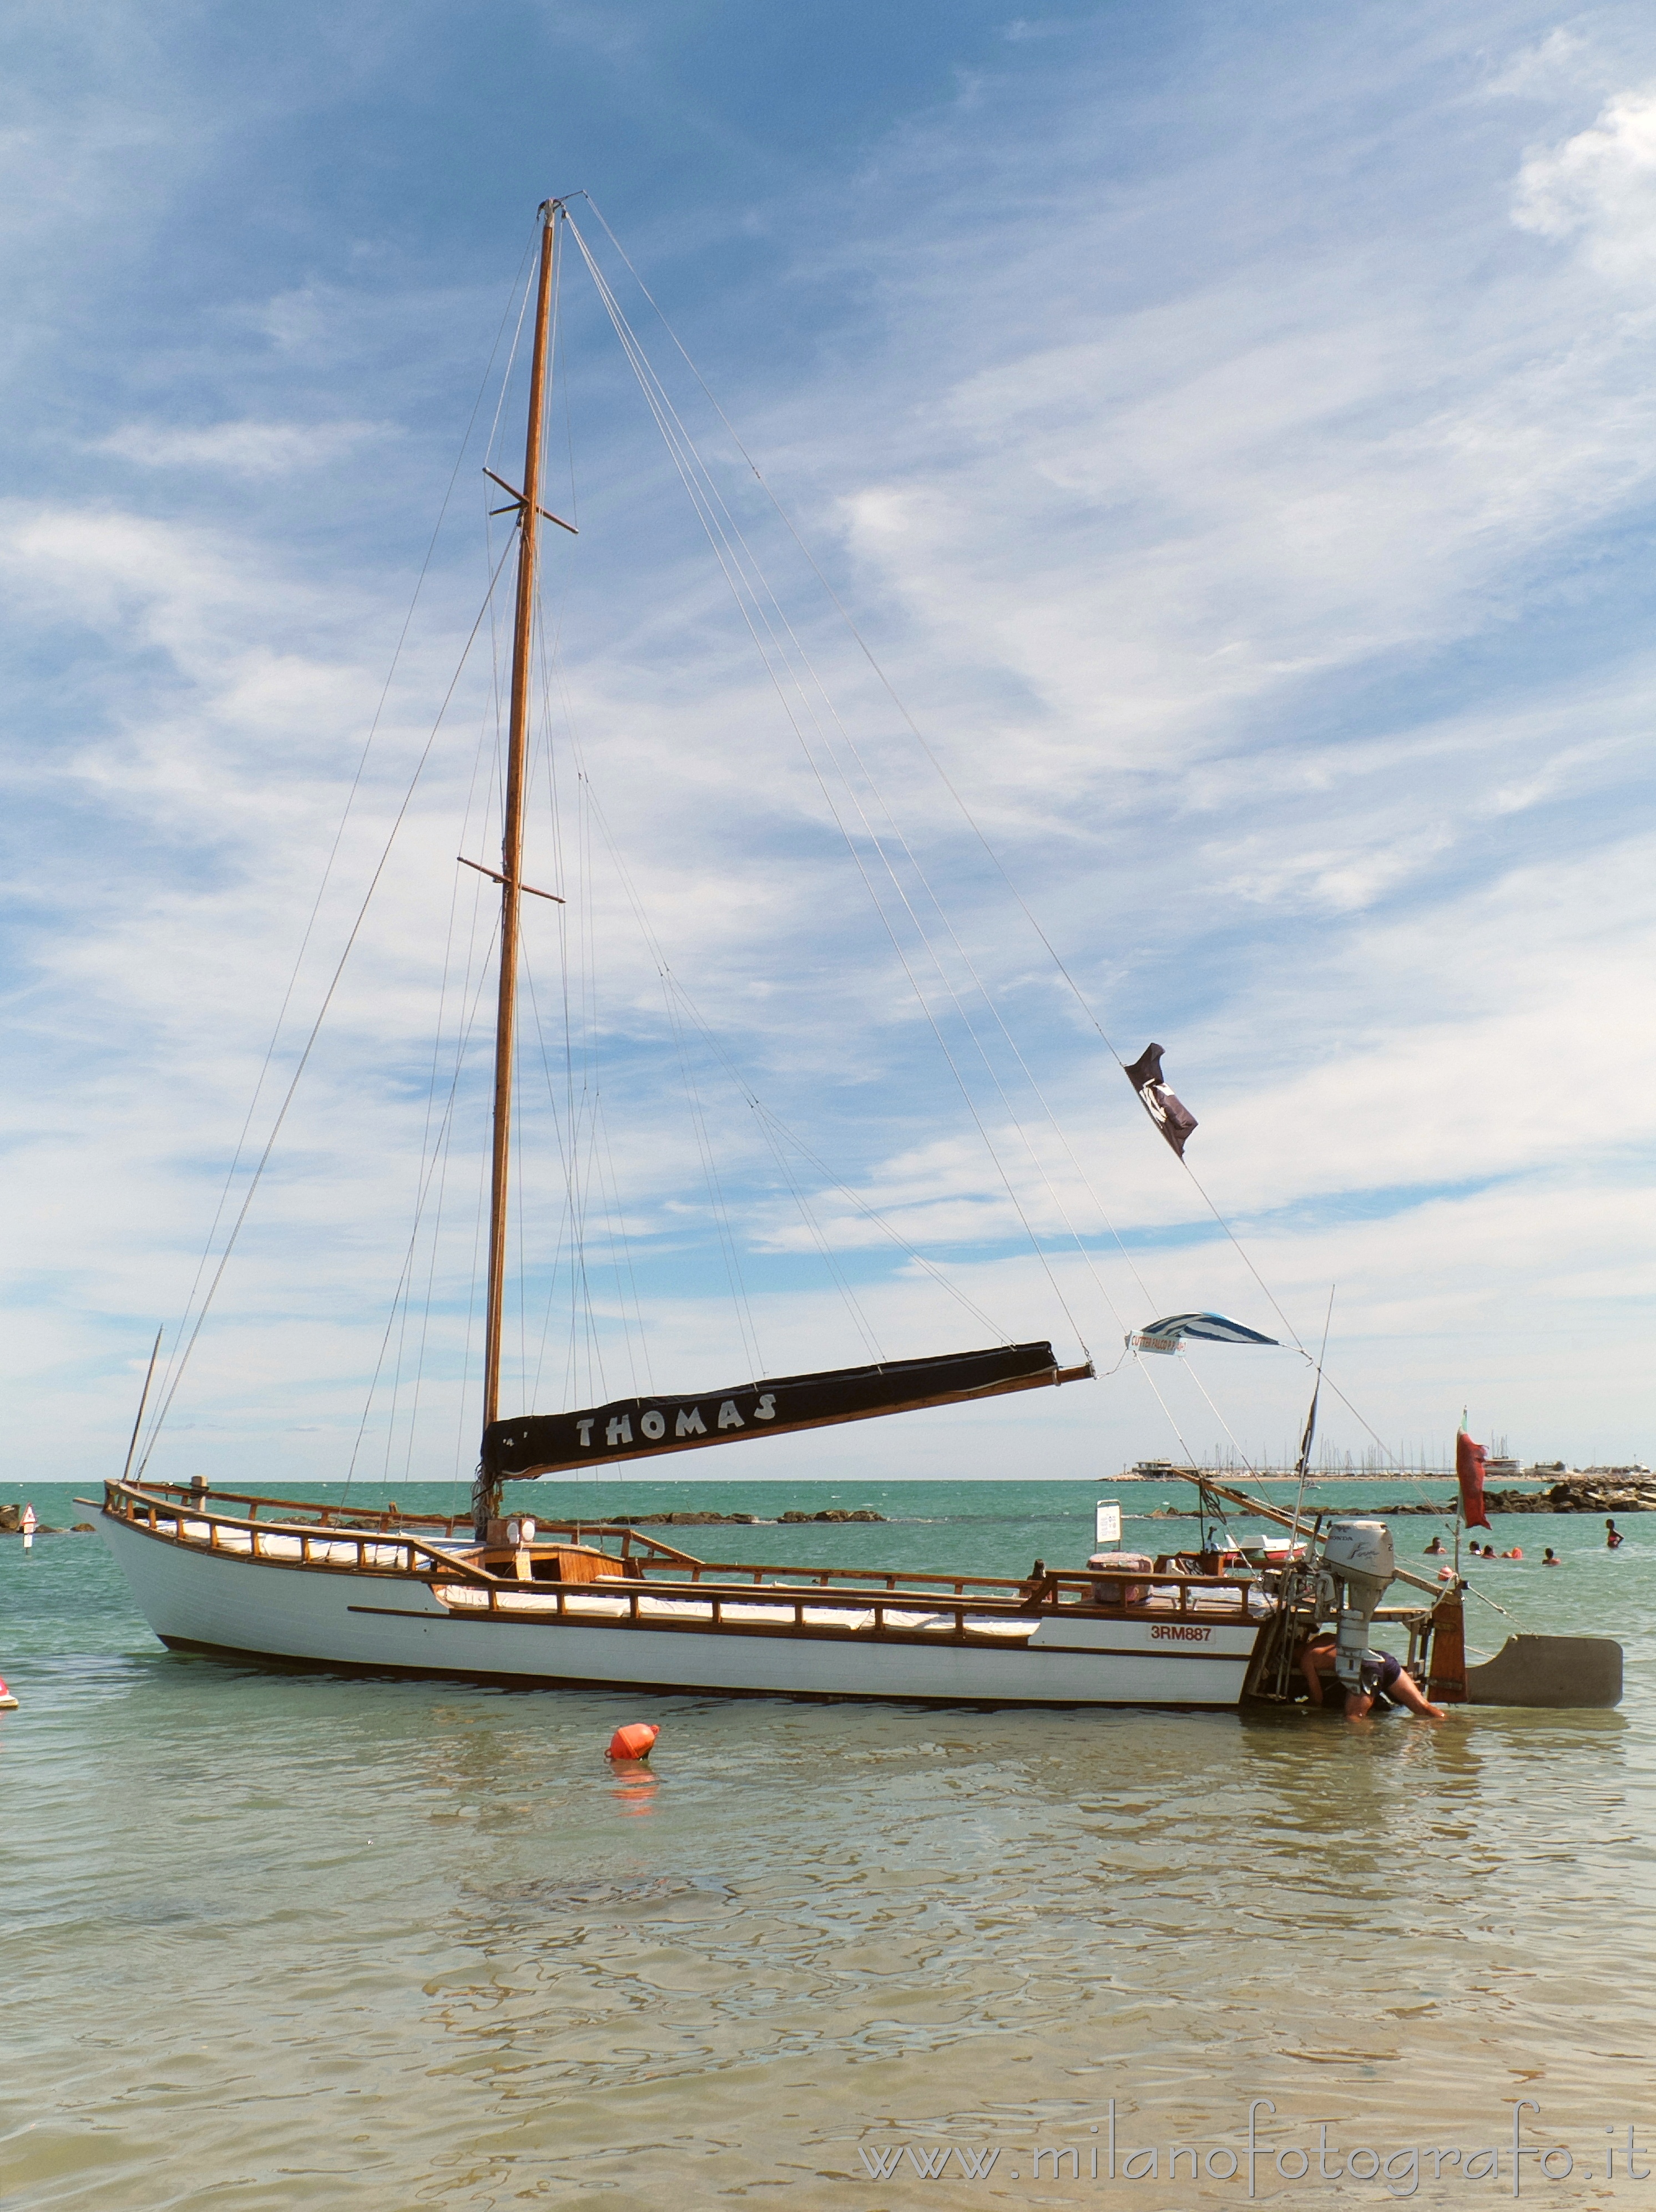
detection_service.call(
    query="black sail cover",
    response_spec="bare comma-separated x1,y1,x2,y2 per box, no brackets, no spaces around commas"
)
482,1341,1087,1480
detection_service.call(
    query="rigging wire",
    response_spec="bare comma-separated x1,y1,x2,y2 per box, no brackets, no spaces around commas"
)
567,214,1286,1474
360,231,553,1484
660,961,768,1381
531,562,900,1378
136,537,520,1474
594,1095,653,1394
569,251,1157,1338
524,517,660,1407
401,891,502,1483
564,217,1288,1491
538,593,982,1365
565,212,1097,1360
573,766,1012,1347
138,232,543,1459
342,907,500,1497
569,203,1480,1496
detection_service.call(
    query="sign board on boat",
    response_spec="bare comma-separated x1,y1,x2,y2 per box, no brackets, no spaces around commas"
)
1095,1500,1123,1547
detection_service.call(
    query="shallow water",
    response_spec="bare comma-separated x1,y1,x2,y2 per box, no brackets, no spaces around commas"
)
3,1479,1650,2208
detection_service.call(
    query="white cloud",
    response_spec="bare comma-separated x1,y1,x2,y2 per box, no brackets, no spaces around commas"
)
1513,84,1656,276
99,418,390,477
1483,28,1594,103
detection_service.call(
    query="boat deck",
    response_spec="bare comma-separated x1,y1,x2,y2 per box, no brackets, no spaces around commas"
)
100,1482,1269,1647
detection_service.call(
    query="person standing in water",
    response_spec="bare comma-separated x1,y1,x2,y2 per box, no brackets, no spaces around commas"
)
1298,1633,1445,1720
1607,1519,1625,1550
1344,1651,1446,1721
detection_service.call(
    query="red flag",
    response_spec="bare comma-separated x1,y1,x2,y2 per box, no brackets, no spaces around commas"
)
1456,1430,1492,1531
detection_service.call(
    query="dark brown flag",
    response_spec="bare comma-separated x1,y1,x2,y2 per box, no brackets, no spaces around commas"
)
1124,1042,1198,1158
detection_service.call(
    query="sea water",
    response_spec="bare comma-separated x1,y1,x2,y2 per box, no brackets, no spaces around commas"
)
3,1477,1651,2209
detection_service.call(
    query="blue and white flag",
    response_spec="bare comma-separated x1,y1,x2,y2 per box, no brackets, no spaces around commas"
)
1129,1312,1279,1355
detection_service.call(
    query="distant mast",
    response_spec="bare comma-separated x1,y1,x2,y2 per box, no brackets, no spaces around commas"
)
476,200,561,1536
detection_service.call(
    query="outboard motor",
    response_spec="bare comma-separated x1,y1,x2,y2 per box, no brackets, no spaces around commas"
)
1321,1520,1396,1693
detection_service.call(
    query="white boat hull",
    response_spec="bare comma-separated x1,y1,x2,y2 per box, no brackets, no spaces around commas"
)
99,1511,1263,1708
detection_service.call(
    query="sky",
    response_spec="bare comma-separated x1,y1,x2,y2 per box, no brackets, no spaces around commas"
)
7,1,1656,1492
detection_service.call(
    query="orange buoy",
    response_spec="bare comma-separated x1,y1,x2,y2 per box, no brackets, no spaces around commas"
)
606,1722,659,1762
0,1678,17,1710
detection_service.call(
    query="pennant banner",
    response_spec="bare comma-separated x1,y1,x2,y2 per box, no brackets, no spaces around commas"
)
1124,1042,1198,1158
1129,1312,1280,1354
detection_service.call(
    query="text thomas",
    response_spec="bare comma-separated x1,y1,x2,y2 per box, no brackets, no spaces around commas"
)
576,1394,778,1450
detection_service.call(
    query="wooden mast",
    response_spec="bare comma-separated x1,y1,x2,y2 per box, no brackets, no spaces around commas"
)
476,199,560,1536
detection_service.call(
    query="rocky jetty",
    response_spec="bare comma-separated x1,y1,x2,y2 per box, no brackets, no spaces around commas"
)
1505,1473,1656,1515
601,1511,760,1526
0,1504,63,1535
1371,1473,1656,1517
599,1506,886,1527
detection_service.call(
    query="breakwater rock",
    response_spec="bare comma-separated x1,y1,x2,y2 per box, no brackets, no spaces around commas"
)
601,1512,760,1527
0,1504,62,1535
599,1507,886,1527
1523,1477,1656,1514
1371,1480,1656,1517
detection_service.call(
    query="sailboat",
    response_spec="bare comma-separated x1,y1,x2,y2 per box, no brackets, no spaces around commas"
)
98,201,1614,1713
85,198,1291,1706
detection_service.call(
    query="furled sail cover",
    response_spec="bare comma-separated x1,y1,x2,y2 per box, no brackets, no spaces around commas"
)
483,1341,1091,1480
1130,1313,1280,1354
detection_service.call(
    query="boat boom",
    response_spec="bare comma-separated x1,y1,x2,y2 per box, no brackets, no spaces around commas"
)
1175,1472,1448,1599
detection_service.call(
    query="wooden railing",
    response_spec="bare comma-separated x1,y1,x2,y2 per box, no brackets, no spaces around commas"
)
101,1482,701,1570
103,1481,497,1585
108,1479,474,1532
102,1480,1262,1637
